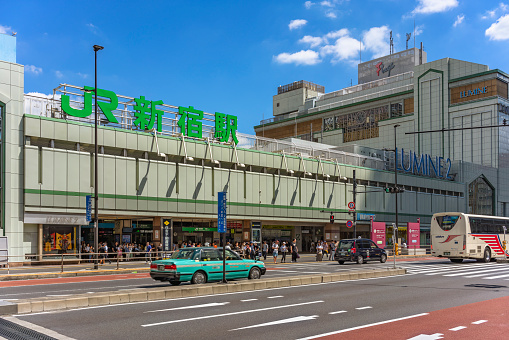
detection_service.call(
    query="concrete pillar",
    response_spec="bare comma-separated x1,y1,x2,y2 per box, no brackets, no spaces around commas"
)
37,224,43,261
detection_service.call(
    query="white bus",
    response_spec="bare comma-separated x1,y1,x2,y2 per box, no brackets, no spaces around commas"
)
431,212,509,263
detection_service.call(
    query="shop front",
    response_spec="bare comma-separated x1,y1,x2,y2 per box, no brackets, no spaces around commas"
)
262,225,294,245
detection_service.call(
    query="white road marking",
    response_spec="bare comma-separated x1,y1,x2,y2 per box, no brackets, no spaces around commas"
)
145,302,229,313
483,273,509,279
328,310,347,315
355,306,372,310
240,299,258,302
230,315,319,331
141,300,323,327
449,326,466,331
454,267,509,278
267,295,284,299
296,313,429,340
407,333,444,340
471,320,487,324
46,294,71,297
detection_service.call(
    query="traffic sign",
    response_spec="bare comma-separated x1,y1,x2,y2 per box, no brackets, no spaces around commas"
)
218,191,227,233
85,195,92,222
346,220,353,228
348,202,355,210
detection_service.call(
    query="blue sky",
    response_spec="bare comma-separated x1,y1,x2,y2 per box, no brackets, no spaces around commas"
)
3,0,509,134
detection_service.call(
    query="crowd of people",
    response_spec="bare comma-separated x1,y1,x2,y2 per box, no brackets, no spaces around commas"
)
80,241,162,263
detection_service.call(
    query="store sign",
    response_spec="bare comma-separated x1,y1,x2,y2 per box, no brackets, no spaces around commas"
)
61,87,238,143
24,213,87,225
375,61,395,77
396,148,453,180
371,221,386,246
460,86,487,99
407,221,420,249
182,227,216,232
218,191,227,233
357,213,376,221
162,218,171,252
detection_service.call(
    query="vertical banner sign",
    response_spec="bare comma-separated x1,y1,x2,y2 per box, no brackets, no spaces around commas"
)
162,218,172,252
218,192,227,233
371,221,387,246
407,221,421,249
85,195,92,222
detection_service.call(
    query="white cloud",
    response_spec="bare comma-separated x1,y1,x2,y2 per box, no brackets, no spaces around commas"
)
55,70,64,78
325,28,349,41
25,65,43,75
304,1,314,9
77,72,88,79
362,26,391,59
86,23,100,35
482,10,497,20
412,0,458,14
481,3,508,19
0,24,12,34
486,14,509,40
325,11,337,18
274,50,321,65
320,36,362,63
453,14,465,27
289,19,308,30
501,2,509,12
299,35,324,48
320,1,333,7
414,24,424,36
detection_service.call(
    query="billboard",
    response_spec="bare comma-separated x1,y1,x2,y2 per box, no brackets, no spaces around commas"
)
407,221,420,249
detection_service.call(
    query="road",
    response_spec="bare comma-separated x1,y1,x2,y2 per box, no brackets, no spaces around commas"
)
1,258,508,339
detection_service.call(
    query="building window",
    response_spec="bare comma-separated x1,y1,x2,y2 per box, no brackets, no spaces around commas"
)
390,102,403,118
468,176,494,215
276,103,280,107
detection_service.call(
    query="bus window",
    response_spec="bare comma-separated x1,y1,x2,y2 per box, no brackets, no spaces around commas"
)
436,215,459,231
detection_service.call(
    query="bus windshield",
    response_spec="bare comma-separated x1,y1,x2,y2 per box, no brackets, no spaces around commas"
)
436,215,460,231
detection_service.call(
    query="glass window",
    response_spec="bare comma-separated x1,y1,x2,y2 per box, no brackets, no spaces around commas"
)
390,102,403,118
201,249,221,261
468,176,494,215
338,240,355,251
436,215,460,231
369,241,379,249
225,249,240,260
170,248,200,260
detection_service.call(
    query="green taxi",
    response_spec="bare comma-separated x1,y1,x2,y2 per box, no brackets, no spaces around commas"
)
150,247,266,285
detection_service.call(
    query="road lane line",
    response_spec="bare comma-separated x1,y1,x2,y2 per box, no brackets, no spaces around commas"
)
446,267,507,277
229,315,319,331
145,302,229,313
296,313,429,340
141,300,323,327
471,320,487,324
267,295,284,299
329,310,347,315
355,306,372,310
240,299,258,302
449,326,466,331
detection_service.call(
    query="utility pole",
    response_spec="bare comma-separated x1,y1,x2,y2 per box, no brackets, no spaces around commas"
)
394,124,400,248
353,170,357,238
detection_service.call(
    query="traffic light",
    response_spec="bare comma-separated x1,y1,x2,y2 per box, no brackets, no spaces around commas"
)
385,186,405,193
330,214,335,224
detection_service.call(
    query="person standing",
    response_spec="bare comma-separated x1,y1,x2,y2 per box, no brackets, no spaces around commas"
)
280,242,288,263
262,241,268,260
291,239,299,262
316,241,323,261
272,240,279,264
145,242,152,263
330,240,337,261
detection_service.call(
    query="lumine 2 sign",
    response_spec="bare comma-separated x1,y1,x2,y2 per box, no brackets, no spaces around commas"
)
396,148,453,180
61,88,239,144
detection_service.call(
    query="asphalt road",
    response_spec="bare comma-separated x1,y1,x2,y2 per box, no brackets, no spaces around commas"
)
2,259,509,339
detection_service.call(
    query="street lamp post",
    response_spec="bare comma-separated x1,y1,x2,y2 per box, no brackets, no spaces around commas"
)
93,44,103,270
394,124,400,255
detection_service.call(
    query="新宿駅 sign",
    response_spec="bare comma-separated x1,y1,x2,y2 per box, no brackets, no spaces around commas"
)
61,87,239,144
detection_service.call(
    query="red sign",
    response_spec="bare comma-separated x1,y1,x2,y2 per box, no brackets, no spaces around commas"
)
371,221,386,247
348,202,355,210
407,221,420,249
346,220,353,228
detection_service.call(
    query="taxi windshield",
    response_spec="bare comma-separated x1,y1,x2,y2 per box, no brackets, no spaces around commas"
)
170,249,201,260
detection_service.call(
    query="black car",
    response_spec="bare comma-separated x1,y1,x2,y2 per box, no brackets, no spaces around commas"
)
334,238,387,264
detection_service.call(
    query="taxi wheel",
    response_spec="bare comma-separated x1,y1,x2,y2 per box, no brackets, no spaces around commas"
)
338,261,345,265
380,254,387,263
169,280,181,286
356,255,364,264
191,271,207,284
248,267,261,280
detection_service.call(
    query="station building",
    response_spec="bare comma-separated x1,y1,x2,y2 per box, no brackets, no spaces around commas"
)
0,34,508,263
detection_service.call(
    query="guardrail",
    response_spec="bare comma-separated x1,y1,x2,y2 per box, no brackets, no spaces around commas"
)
0,251,173,275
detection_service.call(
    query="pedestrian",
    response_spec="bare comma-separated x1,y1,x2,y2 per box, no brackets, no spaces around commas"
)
323,241,329,259
104,242,111,264
330,240,337,261
272,240,279,264
145,241,152,263
291,239,299,262
262,241,268,260
316,241,323,261
280,242,288,263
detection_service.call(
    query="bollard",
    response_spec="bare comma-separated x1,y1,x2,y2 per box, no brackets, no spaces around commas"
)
117,251,120,270
61,254,64,273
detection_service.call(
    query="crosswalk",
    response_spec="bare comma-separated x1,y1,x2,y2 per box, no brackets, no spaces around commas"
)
399,262,509,280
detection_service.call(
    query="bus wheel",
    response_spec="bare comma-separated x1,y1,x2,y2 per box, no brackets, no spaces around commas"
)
481,248,491,263
450,258,463,263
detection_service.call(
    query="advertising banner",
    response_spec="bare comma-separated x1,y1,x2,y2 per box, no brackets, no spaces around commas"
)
370,221,386,247
407,221,420,249
162,218,172,251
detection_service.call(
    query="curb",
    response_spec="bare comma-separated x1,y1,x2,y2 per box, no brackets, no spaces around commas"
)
0,268,406,315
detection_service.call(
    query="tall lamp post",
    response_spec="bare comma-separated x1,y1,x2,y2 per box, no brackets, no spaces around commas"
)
93,44,104,270
394,124,400,252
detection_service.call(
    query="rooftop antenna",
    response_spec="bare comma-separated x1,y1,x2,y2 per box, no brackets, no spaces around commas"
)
389,31,394,54
406,33,411,50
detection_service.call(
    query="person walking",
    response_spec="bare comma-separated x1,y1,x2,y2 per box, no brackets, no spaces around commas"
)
316,241,323,261
323,241,329,259
280,242,288,263
145,242,152,263
262,241,268,260
330,240,337,261
272,240,279,264
291,239,299,262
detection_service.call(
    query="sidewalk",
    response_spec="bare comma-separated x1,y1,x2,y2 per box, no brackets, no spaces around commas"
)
0,253,432,282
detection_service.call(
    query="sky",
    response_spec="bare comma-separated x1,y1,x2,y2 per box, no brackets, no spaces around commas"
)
3,0,509,135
